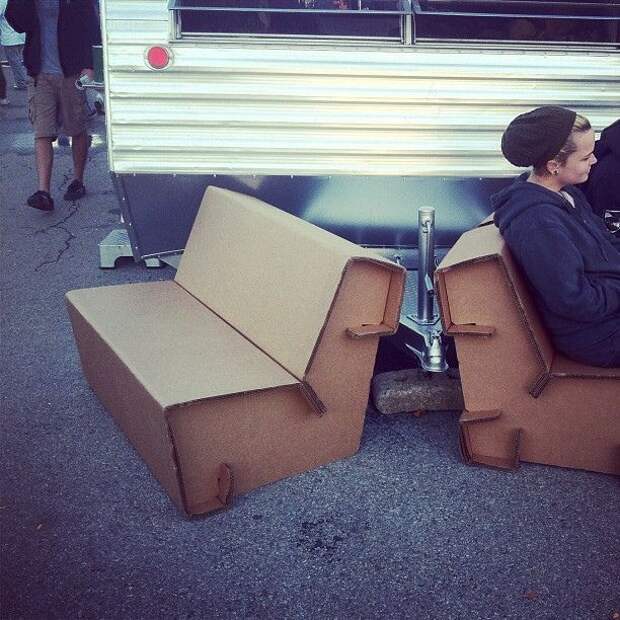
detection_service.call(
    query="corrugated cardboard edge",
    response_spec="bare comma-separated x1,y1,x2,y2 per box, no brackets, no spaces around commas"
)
459,409,522,471
477,214,495,227
299,381,327,416
549,367,620,381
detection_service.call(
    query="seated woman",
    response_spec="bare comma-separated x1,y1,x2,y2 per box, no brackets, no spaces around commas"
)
492,106,620,367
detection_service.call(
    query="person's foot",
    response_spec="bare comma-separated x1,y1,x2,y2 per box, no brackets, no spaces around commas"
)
64,179,86,201
0,98,8,106
13,84,27,91
27,190,54,211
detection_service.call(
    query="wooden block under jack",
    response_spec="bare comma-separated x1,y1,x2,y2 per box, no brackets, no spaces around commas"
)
371,367,464,415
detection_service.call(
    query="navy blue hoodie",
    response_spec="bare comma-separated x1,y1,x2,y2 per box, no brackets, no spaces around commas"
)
492,173,620,366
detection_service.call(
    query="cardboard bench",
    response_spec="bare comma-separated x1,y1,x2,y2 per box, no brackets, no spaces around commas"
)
435,221,620,476
66,188,406,515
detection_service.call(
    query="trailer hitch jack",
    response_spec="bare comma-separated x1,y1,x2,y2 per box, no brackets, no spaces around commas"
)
405,207,448,373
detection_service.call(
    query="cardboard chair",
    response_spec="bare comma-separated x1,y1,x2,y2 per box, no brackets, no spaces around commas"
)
435,221,620,475
66,187,405,516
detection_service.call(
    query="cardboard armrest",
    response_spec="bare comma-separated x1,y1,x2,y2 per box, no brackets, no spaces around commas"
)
346,323,395,339
445,323,496,336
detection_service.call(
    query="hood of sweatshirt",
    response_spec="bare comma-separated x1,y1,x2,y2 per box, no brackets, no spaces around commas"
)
594,118,620,159
492,172,573,234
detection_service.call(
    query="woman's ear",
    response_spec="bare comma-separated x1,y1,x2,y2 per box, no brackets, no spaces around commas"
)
546,159,561,176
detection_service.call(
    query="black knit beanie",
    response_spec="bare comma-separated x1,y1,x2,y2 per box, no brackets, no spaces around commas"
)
501,105,577,168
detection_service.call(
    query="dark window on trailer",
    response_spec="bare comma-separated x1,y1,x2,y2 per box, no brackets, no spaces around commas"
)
170,0,620,44
171,0,405,39
412,1,620,45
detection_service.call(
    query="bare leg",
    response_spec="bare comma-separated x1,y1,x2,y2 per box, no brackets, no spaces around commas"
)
71,131,89,182
35,137,54,193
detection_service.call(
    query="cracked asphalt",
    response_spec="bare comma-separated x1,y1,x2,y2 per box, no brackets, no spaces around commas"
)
1,78,620,620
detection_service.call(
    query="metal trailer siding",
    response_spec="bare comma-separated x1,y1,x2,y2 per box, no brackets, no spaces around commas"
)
101,0,620,177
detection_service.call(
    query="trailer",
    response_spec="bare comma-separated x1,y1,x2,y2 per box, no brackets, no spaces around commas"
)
98,0,619,368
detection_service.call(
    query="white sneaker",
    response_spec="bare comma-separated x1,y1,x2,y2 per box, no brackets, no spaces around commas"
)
0,98,8,106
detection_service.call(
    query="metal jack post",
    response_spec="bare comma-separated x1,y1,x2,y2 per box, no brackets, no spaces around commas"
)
405,207,448,373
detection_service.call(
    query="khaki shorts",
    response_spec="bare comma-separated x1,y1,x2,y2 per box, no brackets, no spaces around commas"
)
27,73,88,139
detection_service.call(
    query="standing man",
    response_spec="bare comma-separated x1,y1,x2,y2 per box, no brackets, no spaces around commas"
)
6,0,100,212
0,0,27,92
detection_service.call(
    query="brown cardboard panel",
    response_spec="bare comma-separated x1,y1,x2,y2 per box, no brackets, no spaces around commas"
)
176,187,402,380
462,380,620,474
436,224,500,271
306,260,394,426
167,385,360,515
442,263,545,409
66,302,186,511
66,281,297,408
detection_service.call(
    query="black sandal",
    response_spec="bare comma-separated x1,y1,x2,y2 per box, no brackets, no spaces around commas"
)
26,190,55,212
64,179,86,201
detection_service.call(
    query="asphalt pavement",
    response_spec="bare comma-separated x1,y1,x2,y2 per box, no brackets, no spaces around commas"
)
1,73,619,620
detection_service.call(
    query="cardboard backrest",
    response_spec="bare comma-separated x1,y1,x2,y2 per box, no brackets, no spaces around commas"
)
176,187,404,380
436,224,555,382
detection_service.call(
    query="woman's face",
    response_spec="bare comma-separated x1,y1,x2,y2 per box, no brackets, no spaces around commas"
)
555,128,597,186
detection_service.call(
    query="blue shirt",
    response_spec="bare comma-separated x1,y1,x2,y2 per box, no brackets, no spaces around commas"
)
37,0,62,75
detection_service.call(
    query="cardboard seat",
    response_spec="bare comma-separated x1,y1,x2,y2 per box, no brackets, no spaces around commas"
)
67,187,405,515
435,221,620,476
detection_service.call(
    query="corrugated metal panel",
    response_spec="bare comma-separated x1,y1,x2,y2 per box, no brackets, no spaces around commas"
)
102,0,620,176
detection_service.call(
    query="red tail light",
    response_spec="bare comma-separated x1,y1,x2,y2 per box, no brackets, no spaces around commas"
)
146,46,171,70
